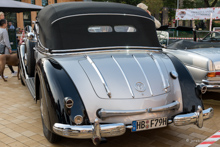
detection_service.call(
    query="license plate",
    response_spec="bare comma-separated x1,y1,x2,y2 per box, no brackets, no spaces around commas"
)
132,117,167,132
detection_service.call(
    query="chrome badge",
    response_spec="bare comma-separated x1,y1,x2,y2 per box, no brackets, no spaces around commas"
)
135,82,146,92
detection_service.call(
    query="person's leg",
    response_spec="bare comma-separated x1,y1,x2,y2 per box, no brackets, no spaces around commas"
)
8,65,14,73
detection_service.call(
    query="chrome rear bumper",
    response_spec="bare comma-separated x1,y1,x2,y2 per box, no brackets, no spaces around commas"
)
53,118,126,145
97,101,180,119
53,106,213,145
173,106,213,128
201,80,220,92
206,85,220,92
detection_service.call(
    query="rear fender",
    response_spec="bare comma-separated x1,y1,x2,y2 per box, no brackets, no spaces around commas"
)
167,54,204,112
35,58,89,132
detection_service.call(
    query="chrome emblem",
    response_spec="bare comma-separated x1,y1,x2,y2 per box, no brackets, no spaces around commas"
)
135,82,146,92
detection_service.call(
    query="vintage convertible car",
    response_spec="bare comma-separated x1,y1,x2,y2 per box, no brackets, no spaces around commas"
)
18,2,213,145
164,39,220,93
199,31,220,42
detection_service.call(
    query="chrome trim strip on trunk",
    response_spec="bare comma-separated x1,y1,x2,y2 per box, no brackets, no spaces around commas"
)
97,101,180,119
51,13,155,24
112,55,135,98
148,53,169,92
86,55,112,98
132,55,153,96
50,46,162,53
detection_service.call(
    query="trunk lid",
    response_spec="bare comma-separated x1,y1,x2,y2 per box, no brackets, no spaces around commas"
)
79,53,170,99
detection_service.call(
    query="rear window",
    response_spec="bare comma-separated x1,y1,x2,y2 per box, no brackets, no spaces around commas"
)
114,26,136,32
88,25,136,33
88,26,113,33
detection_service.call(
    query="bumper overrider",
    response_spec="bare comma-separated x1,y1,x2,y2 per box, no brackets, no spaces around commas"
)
53,101,213,145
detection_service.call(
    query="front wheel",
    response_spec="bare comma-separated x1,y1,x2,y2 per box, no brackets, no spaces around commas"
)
26,39,36,77
39,83,61,143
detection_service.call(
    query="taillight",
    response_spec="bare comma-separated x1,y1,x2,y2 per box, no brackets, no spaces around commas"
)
207,72,220,77
207,72,216,77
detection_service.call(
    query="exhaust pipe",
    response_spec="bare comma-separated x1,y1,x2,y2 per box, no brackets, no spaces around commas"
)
197,84,207,94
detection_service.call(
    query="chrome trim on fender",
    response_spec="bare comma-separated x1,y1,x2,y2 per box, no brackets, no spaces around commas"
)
132,55,153,96
173,106,213,128
53,118,126,145
97,101,180,119
86,55,111,98
112,55,135,98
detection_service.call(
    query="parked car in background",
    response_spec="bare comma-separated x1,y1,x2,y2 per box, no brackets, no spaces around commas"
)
164,40,220,93
157,26,220,93
199,31,220,42
157,25,194,45
18,2,213,145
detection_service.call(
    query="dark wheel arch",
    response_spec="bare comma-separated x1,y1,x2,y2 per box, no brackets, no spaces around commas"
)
166,53,204,112
35,58,90,132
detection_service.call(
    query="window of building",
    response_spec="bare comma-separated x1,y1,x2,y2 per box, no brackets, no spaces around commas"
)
31,0,35,4
5,12,17,28
23,12,31,27
42,0,48,6
54,0,57,3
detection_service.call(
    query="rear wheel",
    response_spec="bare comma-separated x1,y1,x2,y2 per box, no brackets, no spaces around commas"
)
39,83,61,143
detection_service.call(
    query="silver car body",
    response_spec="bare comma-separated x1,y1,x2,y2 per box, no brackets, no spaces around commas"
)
49,50,182,123
164,48,220,92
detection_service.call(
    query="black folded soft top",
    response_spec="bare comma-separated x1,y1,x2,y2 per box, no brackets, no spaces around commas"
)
38,2,161,50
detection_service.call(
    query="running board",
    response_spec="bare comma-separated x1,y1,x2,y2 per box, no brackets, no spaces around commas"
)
19,43,36,99
26,78,35,99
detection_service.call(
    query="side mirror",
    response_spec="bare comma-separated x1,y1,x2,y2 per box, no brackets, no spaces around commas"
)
33,22,39,35
157,31,169,47
25,25,33,33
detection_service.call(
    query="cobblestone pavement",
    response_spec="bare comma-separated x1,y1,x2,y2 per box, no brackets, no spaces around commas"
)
1,67,220,147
